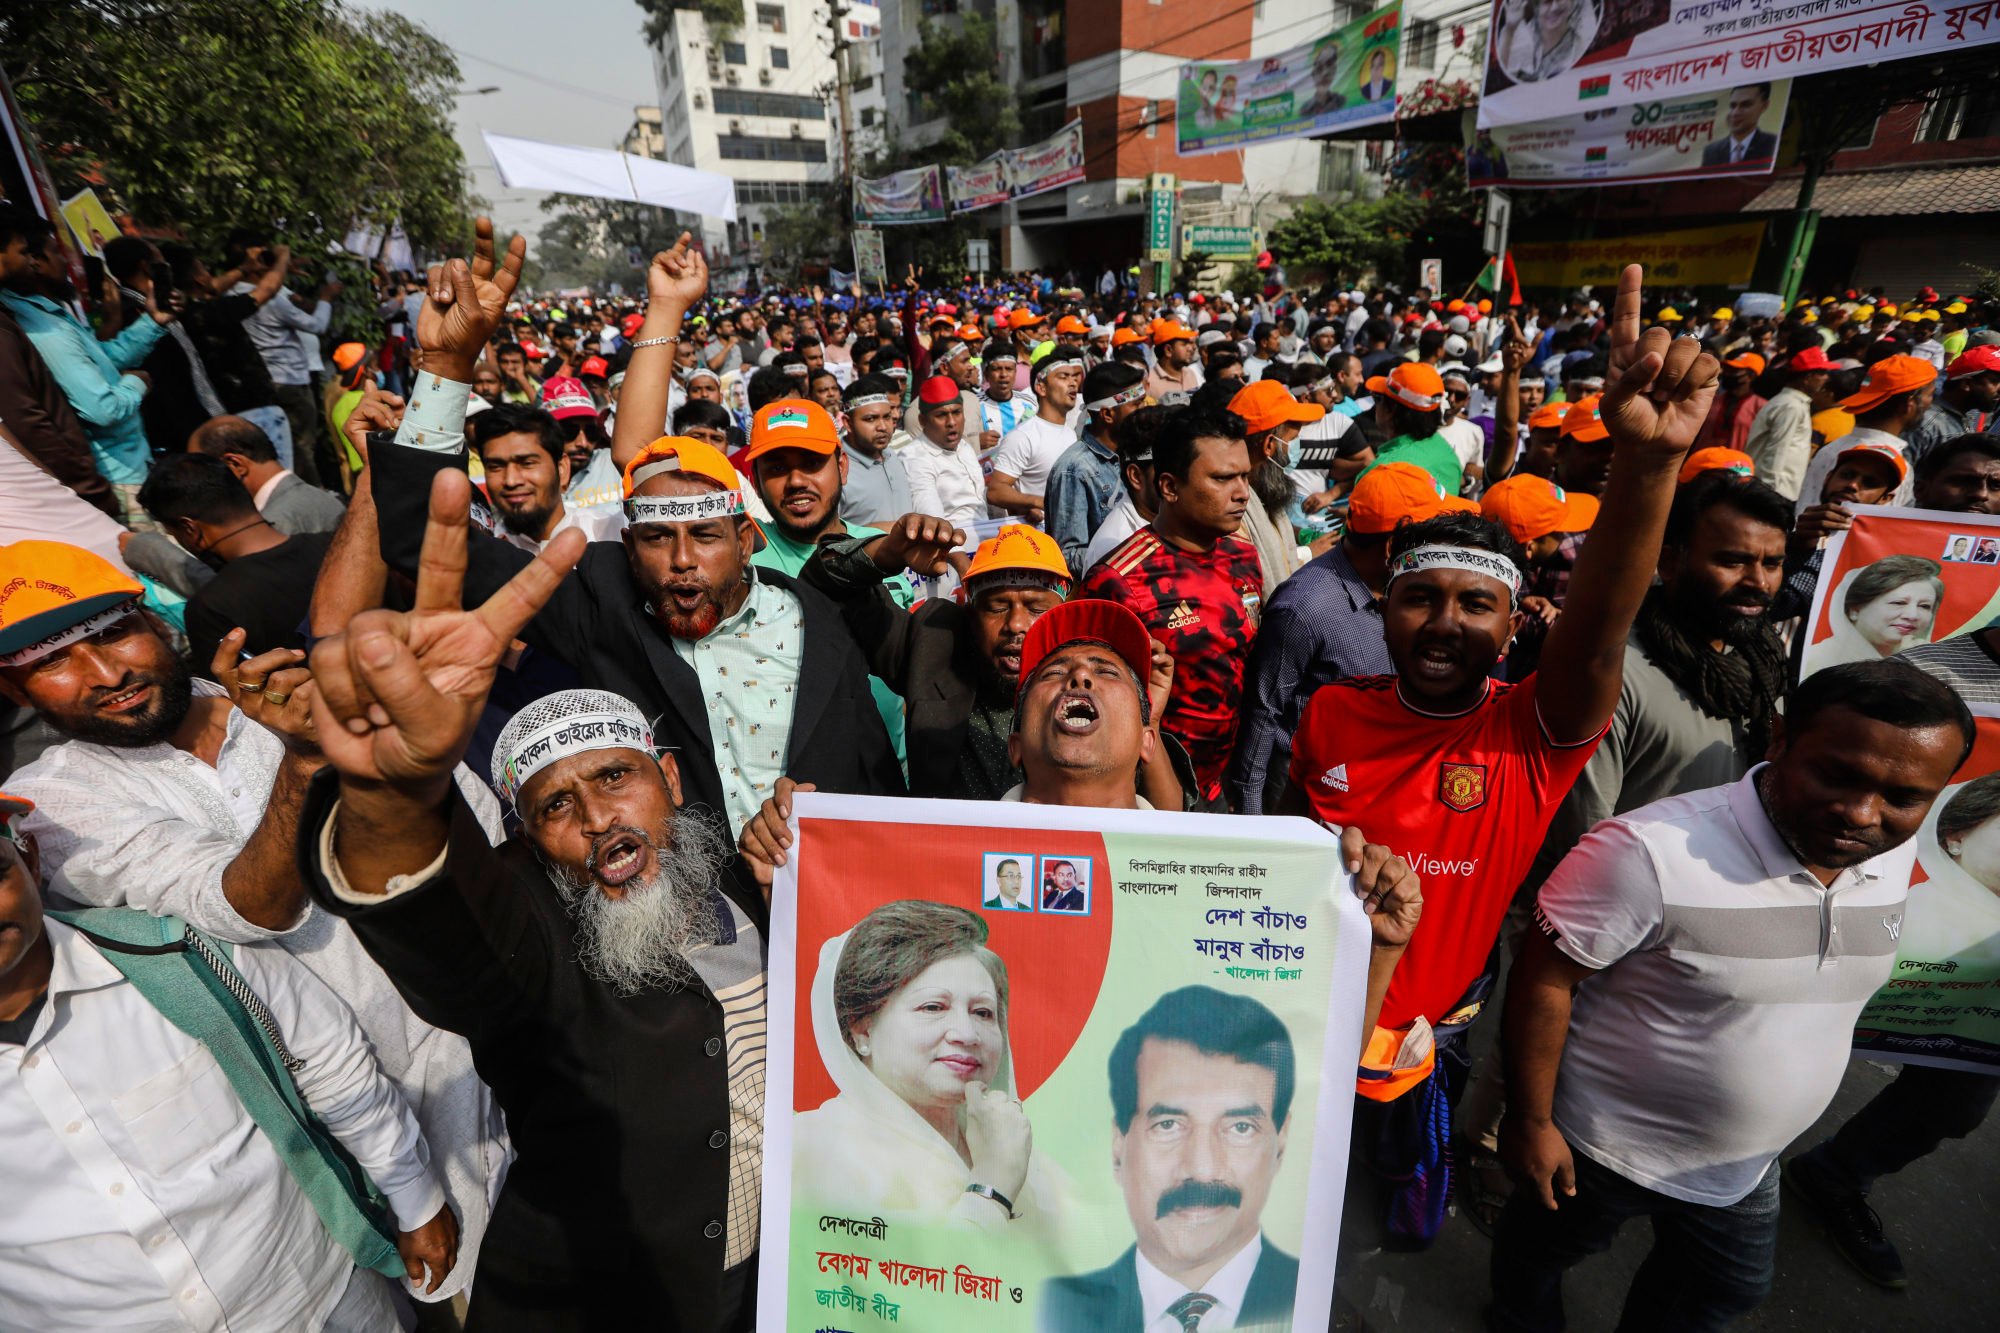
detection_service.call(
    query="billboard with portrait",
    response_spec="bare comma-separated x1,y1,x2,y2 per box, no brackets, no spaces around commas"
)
1004,121,1087,203
1798,507,2000,683
1465,79,1791,189
854,165,947,226
948,156,1012,214
756,794,1369,1331
1176,3,1402,157
1478,0,2000,128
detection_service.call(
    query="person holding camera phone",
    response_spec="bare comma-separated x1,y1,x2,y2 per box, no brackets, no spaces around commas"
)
224,230,342,489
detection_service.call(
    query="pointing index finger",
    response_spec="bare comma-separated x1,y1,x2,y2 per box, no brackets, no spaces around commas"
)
1611,263,1644,368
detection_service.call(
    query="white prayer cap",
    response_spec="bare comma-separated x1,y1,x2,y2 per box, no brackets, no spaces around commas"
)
492,689,656,806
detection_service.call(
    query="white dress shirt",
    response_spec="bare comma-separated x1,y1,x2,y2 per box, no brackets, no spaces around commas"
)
1134,1232,1262,1332
903,434,991,529
0,919,440,1332
11,681,510,1300
498,500,627,555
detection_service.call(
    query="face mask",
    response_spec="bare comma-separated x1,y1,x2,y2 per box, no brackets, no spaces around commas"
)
1283,433,1304,470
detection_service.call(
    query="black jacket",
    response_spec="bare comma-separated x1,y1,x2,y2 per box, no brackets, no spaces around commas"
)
371,440,904,826
301,771,765,1331
1039,1240,1299,1331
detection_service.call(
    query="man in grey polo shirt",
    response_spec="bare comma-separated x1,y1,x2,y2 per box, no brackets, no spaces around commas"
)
836,372,911,528
1490,658,1973,1332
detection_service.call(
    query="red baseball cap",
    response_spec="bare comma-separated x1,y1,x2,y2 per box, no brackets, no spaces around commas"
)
621,313,645,337
917,375,962,407
1947,345,2000,380
1788,346,1835,373
579,355,610,379
539,376,598,421
1016,598,1154,693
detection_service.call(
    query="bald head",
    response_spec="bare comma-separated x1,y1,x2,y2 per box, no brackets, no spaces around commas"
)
190,415,279,465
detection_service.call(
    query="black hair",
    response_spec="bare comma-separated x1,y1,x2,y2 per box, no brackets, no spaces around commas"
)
796,334,822,351
807,367,840,393
1785,657,1974,765
1153,409,1247,483
137,452,259,527
1114,404,1172,465
191,416,279,464
1108,986,1295,1133
746,365,803,412
468,403,565,463
770,350,810,378
673,399,733,433
1252,321,1280,345
101,234,156,284
1081,360,1145,412
1418,328,1447,359
1915,432,2000,487
1388,509,1528,575
495,341,526,361
0,201,54,252
843,372,899,406
1665,472,1793,545
221,227,269,268
1387,399,1443,440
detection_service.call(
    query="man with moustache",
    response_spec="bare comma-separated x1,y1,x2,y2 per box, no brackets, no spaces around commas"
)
1040,858,1086,912
296,495,770,1329
468,402,625,553
365,223,902,841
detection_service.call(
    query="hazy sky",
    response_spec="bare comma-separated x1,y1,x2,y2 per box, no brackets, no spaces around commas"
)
377,0,662,241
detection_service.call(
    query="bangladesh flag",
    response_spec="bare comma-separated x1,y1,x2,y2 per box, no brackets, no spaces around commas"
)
1474,253,1523,306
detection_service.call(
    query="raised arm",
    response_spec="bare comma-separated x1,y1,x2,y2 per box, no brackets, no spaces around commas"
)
612,234,709,471
1487,315,1532,482
1536,265,1718,743
310,386,403,636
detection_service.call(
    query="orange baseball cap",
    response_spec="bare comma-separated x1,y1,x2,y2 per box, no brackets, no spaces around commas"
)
1560,394,1609,443
1055,315,1091,336
958,322,986,341
1111,328,1144,347
0,540,146,662
1527,402,1569,431
1833,438,1910,483
743,399,842,465
963,524,1073,593
1150,319,1196,346
0,789,33,835
621,436,746,499
1364,362,1446,411
1481,475,1598,544
1841,354,1940,412
1723,353,1766,374
1347,462,1477,536
1676,447,1756,485
1006,308,1046,330
1016,597,1154,690
1229,380,1326,434
330,341,369,372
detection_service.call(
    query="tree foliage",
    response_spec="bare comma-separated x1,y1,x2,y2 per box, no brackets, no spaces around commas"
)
2,0,473,260
891,12,1022,168
535,195,690,293
1265,196,1426,288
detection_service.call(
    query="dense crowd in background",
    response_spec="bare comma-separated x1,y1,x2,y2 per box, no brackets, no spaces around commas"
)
2,194,1998,1333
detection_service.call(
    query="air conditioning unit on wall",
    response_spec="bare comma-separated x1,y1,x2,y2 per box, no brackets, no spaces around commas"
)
759,68,773,85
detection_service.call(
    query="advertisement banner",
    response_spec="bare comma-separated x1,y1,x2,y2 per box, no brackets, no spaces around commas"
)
854,165,947,227
1478,0,2000,129
1798,507,2000,683
1852,706,2000,1074
948,156,1012,214
1182,224,1261,261
1145,174,1177,263
1510,219,1765,288
1466,78,1792,189
1176,2,1402,156
1005,121,1087,202
756,794,1369,1332
852,228,887,285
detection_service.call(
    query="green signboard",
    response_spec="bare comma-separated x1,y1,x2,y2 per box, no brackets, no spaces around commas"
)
1181,224,1259,261
1145,173,1177,263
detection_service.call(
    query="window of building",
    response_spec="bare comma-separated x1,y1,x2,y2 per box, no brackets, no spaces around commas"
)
736,180,833,204
757,4,786,33
722,41,747,65
1407,18,1440,68
718,133,828,161
770,47,789,69
1916,87,2000,142
860,107,877,127
712,89,824,119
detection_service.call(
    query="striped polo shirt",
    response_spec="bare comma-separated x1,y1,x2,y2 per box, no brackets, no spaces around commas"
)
1536,767,1913,1206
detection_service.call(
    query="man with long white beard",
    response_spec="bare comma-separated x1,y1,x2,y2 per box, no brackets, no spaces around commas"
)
301,476,768,1330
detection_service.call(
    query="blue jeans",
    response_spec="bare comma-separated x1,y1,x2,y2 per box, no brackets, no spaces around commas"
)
1488,1147,1779,1333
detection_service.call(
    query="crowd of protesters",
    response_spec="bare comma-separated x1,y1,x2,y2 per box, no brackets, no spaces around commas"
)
1,189,1996,1332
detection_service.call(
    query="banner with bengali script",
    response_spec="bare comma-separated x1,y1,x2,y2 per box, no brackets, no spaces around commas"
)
1177,2,1402,156
756,794,1368,1332
1479,0,2000,128
1852,705,2000,1074
948,156,1012,214
854,165,947,227
1465,79,1791,189
1510,220,1765,288
1004,121,1087,203
1799,507,2000,683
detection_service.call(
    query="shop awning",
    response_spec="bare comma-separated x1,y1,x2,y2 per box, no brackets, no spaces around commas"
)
1743,164,2000,217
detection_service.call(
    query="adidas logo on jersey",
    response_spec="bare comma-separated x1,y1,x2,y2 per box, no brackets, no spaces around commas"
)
1165,600,1200,630
1319,764,1349,792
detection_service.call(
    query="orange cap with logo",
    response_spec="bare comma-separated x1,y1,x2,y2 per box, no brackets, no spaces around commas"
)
743,399,842,465
1481,475,1599,544
1364,362,1446,411
963,524,1073,593
1111,328,1144,347
1676,447,1756,485
1006,308,1046,330
1055,315,1091,336
1347,462,1477,536
621,436,744,498
1527,402,1569,431
1150,319,1196,346
1559,394,1609,443
0,540,146,663
1228,380,1326,434
1015,597,1154,689
1840,354,1938,412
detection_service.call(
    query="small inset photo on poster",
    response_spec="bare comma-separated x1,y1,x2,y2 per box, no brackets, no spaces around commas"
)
1943,534,1979,563
1975,537,2000,566
1037,856,1092,915
979,852,1037,913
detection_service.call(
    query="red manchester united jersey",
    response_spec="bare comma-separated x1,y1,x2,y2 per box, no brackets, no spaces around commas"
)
1288,673,1602,1030
1080,527,1263,802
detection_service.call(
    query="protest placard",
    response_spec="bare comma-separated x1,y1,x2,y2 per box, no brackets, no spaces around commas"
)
1176,3,1402,156
1798,507,2000,683
756,794,1369,1331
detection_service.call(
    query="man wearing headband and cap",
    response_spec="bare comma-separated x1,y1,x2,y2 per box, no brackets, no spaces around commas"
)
988,345,1088,523
370,224,906,844
296,499,771,1328
838,372,914,528
1275,265,1725,1250
0,787,462,1331
1045,361,1149,573
904,336,982,440
0,538,508,1306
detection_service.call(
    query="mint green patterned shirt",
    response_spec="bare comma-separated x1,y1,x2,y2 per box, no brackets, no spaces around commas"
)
668,576,804,837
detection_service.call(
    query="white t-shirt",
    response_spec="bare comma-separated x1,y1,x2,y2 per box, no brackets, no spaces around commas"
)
904,436,990,529
1439,416,1486,478
990,415,1077,500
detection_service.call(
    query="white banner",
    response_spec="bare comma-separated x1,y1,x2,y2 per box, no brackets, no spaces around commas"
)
482,131,739,221
1477,0,2000,128
1466,79,1792,188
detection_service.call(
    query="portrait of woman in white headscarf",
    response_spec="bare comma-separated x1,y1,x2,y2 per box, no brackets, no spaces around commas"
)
793,900,1074,1232
1496,0,1599,83
1908,772,2000,968
1803,554,1944,676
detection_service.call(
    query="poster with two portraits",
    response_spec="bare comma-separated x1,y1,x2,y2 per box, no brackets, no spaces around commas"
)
1801,507,2000,1075
757,794,1369,1331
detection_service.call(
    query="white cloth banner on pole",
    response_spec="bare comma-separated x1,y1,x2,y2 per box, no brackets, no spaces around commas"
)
482,130,738,221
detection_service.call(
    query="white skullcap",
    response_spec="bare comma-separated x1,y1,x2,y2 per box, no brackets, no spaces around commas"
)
491,689,656,805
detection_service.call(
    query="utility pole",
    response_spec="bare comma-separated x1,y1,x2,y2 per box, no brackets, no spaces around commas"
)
826,0,854,184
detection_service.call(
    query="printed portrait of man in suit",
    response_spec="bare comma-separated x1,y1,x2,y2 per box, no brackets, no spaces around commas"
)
1702,84,1778,167
1041,985,1300,1331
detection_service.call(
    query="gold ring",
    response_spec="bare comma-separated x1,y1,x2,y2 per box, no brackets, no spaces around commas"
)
263,690,291,706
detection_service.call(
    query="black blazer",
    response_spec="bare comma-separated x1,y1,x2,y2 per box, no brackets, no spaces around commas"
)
1039,1240,1300,1331
301,771,767,1331
1702,129,1776,166
371,440,904,825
